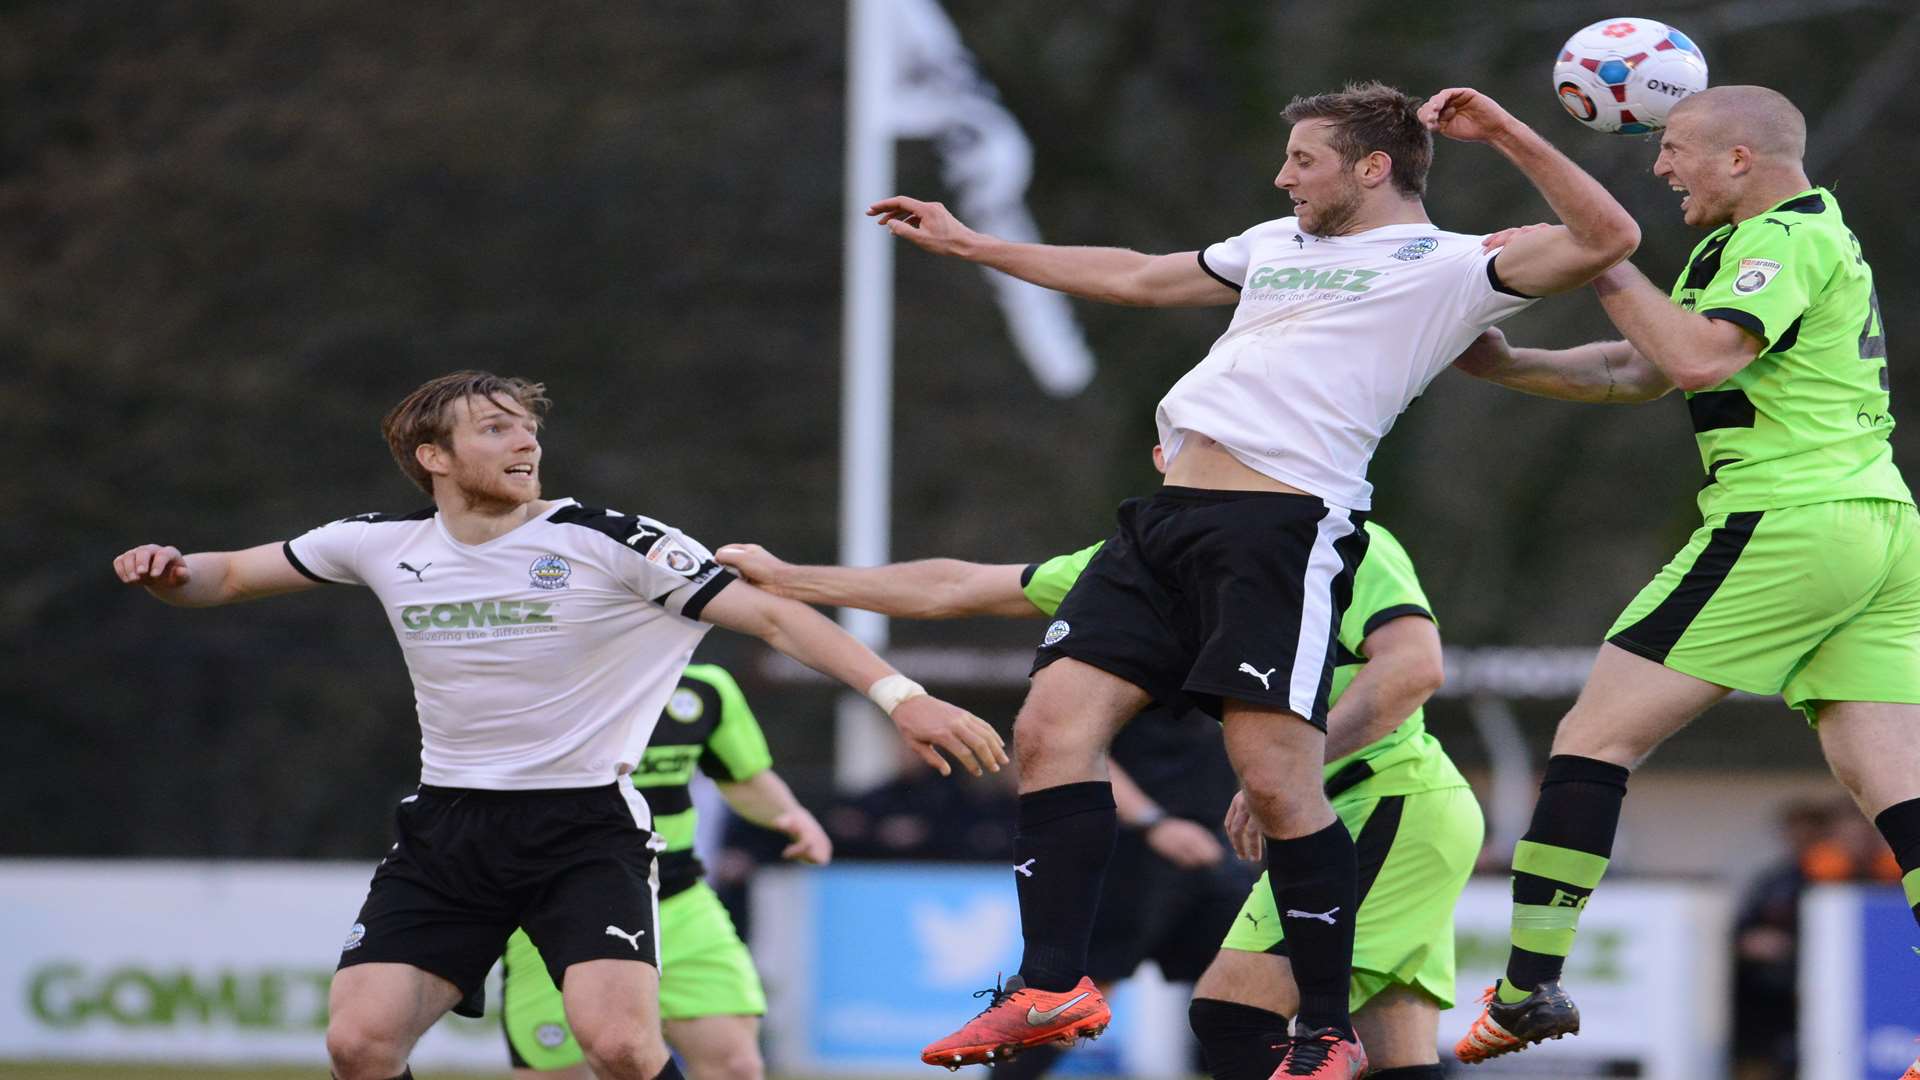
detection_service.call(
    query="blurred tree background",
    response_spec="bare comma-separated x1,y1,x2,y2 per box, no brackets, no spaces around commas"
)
5,1,1916,857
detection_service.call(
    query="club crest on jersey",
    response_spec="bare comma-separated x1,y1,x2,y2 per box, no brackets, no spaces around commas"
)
646,536,706,578
1392,237,1438,261
667,688,704,723
1733,258,1781,294
528,554,572,590
341,922,366,952
1043,620,1070,646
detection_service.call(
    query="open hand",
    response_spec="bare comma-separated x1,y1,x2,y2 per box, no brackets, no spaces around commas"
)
1223,790,1266,862
1451,327,1514,378
1145,817,1227,869
1482,222,1556,251
890,695,1008,778
772,808,834,865
866,196,982,259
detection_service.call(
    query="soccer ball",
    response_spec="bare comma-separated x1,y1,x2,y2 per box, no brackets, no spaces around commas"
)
1553,18,1708,134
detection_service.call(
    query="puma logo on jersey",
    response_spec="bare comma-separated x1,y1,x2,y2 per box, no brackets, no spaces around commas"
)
1285,906,1341,925
1237,663,1277,690
1764,217,1796,236
1242,912,1264,930
397,561,432,582
1293,233,1306,249
1014,859,1036,878
604,925,646,950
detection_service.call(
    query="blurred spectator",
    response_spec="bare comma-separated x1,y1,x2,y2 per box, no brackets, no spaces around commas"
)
1802,800,1903,884
822,739,1018,861
1731,795,1902,1080
705,739,1018,938
1732,798,1835,1080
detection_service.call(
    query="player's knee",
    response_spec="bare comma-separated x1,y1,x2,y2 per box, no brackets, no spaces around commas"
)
1823,749,1868,799
324,1016,409,1080
1551,704,1660,766
574,1024,668,1079
696,1044,764,1080
1012,702,1093,765
1236,766,1322,831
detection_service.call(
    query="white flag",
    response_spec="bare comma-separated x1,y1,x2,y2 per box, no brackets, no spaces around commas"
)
880,0,1097,396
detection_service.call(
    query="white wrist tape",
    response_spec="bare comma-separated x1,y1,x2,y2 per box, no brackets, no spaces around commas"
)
866,673,928,716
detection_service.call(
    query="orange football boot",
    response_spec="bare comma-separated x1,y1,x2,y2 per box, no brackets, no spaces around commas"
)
920,975,1109,1069
1454,979,1581,1064
1270,1027,1368,1078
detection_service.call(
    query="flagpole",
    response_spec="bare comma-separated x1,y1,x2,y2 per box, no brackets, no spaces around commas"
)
836,0,898,789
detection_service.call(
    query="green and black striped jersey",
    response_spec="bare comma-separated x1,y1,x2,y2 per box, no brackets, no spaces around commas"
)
1671,187,1911,516
631,663,772,898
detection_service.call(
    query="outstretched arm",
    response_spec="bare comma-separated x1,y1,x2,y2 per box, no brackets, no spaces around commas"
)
1591,260,1765,391
866,196,1237,308
714,544,1040,619
1453,327,1673,403
112,542,320,607
697,581,1008,777
716,769,833,865
1420,88,1640,296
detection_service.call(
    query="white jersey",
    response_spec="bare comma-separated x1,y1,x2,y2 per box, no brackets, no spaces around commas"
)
285,498,735,803
1158,218,1538,510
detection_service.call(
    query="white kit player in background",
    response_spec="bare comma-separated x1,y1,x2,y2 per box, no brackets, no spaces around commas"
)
874,82,1639,1080
111,371,1006,1080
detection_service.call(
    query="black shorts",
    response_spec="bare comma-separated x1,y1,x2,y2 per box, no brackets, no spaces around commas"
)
1087,829,1258,983
336,782,662,1018
1033,487,1368,726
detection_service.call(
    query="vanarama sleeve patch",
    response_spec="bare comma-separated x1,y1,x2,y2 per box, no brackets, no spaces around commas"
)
1691,213,1829,349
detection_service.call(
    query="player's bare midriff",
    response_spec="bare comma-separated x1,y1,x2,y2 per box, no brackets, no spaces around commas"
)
1161,435,1311,496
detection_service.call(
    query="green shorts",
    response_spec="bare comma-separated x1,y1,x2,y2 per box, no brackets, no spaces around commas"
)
1607,499,1920,721
1220,784,1482,1012
501,881,766,1070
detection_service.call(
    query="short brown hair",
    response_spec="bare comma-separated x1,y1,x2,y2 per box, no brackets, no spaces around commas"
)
381,371,551,494
1281,81,1433,198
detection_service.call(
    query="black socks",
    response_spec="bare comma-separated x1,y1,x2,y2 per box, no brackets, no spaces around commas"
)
1188,997,1291,1080
1505,754,1630,995
1265,819,1358,1038
1014,781,1117,992
1876,796,1920,925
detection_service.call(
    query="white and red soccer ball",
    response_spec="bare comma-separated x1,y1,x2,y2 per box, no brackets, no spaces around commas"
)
1553,18,1709,134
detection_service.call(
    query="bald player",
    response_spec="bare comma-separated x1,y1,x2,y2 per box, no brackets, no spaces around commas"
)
1448,87,1920,1077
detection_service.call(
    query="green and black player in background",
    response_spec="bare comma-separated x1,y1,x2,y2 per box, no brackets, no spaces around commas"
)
1450,86,1920,1075
501,663,831,1080
719,492,1479,1080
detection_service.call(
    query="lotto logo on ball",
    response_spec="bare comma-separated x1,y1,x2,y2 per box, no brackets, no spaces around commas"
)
1552,17,1708,134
